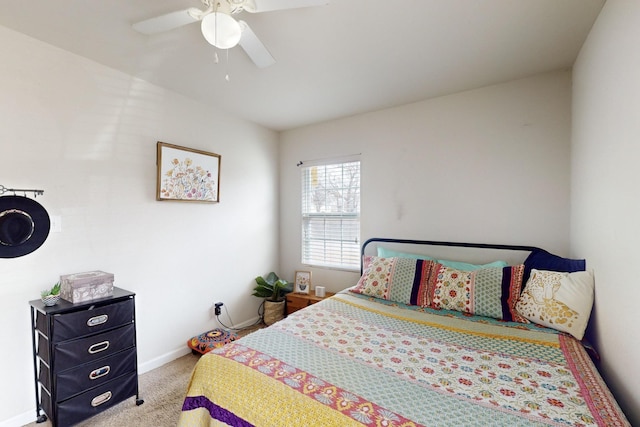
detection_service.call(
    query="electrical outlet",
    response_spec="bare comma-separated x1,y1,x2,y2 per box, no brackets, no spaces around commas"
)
214,302,223,316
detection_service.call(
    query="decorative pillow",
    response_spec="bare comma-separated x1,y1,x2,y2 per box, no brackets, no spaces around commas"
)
187,328,237,355
523,249,585,284
429,263,526,322
377,247,507,271
351,256,434,306
515,269,594,340
377,247,436,261
437,259,508,271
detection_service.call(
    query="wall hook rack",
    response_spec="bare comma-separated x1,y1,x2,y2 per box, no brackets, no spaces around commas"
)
0,185,45,198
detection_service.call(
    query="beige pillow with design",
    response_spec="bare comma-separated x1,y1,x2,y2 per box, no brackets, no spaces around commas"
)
515,269,594,340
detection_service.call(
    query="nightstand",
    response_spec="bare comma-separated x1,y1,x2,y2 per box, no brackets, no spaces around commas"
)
286,291,335,315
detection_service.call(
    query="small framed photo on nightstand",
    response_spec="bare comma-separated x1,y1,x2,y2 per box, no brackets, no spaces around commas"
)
294,271,311,294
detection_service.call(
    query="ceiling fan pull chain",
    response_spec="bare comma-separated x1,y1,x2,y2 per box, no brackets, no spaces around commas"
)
225,49,231,82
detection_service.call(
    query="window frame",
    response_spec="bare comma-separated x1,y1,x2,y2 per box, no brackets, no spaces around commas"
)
300,158,361,271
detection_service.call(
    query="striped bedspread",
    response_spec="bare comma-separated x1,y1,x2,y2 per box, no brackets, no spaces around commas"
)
178,292,630,427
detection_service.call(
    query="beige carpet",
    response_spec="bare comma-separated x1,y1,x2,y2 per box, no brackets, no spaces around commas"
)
24,326,261,427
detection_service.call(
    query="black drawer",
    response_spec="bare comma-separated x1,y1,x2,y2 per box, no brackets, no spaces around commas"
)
40,347,137,401
39,323,135,370
42,372,137,427
37,298,134,342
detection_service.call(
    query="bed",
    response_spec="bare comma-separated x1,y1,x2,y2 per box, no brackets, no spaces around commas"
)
178,238,630,426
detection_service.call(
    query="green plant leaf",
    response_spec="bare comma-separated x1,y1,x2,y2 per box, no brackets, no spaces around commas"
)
253,273,291,301
41,281,61,297
51,282,61,295
265,272,279,285
255,276,269,287
252,288,272,298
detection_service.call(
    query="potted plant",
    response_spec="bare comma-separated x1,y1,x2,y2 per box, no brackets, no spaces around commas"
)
252,272,292,325
41,282,61,307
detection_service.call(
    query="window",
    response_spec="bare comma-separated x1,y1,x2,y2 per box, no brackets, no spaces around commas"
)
301,159,360,270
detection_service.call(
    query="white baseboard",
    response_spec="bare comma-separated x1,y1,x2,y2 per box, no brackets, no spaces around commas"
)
1,317,262,427
225,316,262,331
216,316,262,332
138,346,191,374
139,316,260,374
0,411,36,427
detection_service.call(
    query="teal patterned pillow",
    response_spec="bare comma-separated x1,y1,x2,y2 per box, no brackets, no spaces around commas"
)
429,263,526,322
351,256,435,306
377,247,436,261
376,247,507,271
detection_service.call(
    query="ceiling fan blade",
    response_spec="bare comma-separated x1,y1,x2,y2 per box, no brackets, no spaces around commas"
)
132,8,201,35
238,20,276,68
243,0,329,13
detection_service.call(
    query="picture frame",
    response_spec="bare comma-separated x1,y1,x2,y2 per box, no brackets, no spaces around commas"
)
294,271,311,294
156,141,221,203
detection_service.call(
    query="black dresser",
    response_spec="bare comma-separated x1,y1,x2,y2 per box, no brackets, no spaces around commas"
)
29,287,143,426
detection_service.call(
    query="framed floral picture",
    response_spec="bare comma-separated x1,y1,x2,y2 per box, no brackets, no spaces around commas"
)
156,142,221,202
294,271,311,294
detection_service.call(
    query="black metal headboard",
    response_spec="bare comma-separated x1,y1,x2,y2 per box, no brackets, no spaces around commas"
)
361,238,543,274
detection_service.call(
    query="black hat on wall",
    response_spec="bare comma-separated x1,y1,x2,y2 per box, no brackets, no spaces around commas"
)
0,195,50,258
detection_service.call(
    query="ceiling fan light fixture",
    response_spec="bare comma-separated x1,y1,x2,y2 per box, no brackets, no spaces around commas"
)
201,12,242,49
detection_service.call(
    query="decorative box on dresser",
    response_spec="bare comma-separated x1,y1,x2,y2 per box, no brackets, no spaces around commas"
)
29,287,143,426
286,291,335,315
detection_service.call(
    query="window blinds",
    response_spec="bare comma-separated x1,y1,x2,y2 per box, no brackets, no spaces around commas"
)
301,160,360,269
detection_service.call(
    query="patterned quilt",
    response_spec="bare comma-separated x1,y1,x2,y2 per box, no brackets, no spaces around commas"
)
178,292,629,427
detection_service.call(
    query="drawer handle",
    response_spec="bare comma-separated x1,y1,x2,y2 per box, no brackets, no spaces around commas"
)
88,341,110,354
89,365,111,380
87,314,108,327
91,391,112,407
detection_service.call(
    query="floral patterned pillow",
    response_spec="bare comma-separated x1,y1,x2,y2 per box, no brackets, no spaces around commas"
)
351,256,434,306
515,269,595,340
429,263,526,322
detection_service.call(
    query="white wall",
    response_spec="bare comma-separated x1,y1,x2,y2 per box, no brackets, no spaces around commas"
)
0,27,279,426
279,71,573,292
572,1,640,424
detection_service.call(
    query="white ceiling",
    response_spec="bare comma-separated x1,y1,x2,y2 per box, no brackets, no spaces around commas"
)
0,0,604,131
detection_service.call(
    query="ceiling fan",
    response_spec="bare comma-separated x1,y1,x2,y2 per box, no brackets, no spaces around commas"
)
132,0,329,68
